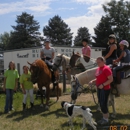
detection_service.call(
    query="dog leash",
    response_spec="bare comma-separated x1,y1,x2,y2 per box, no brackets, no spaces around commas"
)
89,84,98,106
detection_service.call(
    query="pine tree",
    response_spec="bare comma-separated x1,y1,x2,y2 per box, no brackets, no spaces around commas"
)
102,0,130,47
8,12,42,49
74,27,91,46
43,15,73,46
0,32,11,50
93,0,130,50
92,16,114,47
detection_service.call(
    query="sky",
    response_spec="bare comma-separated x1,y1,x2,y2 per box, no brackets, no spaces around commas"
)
0,0,118,39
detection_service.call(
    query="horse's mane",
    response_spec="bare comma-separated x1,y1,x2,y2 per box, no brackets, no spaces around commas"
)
74,53,81,57
62,54,70,60
34,59,48,70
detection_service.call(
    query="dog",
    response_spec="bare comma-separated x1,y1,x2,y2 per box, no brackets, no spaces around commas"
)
61,101,97,130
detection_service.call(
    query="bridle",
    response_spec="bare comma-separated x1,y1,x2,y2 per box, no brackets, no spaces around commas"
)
53,55,65,68
71,77,84,93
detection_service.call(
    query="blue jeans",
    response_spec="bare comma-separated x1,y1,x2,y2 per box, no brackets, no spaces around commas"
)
106,58,116,65
97,89,110,114
4,89,14,112
113,66,123,77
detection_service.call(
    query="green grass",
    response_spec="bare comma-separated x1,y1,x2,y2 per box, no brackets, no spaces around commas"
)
0,92,130,130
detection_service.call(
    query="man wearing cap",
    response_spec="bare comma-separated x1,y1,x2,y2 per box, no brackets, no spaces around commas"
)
104,34,118,65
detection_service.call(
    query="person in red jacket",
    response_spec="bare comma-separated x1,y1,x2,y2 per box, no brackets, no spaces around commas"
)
89,57,113,125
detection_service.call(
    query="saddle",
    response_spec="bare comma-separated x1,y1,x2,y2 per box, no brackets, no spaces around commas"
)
116,65,130,84
110,65,130,96
111,65,130,84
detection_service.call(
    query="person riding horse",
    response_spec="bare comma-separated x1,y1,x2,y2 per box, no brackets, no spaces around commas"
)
113,40,130,81
111,40,130,96
40,39,58,90
82,38,91,62
104,34,118,65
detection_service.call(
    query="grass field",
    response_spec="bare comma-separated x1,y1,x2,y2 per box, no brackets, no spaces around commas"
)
0,88,130,130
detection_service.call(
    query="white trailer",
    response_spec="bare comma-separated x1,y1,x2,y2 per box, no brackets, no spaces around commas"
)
4,46,104,75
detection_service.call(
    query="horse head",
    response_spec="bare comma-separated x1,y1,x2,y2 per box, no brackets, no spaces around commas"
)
27,61,41,84
70,51,81,67
53,54,64,70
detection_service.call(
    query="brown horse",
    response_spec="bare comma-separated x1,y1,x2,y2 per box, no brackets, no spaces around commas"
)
28,59,59,108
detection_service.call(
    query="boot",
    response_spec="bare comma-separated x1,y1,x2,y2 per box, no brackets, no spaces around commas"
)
23,103,26,111
30,102,35,110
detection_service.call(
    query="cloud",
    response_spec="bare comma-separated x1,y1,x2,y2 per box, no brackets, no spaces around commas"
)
57,8,75,11
64,3,105,38
0,0,51,15
74,0,110,5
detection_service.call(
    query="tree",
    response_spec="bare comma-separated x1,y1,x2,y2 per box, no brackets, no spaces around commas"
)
8,12,42,49
0,32,12,50
92,0,130,50
102,0,130,48
92,16,114,47
43,15,73,46
73,27,92,46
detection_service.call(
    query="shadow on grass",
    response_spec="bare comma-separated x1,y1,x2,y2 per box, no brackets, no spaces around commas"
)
5,100,58,122
60,104,130,130
41,107,67,119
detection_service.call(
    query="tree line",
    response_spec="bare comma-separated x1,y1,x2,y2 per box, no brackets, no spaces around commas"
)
0,0,130,50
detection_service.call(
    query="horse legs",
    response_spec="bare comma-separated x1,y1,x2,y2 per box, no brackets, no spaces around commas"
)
70,100,76,104
45,85,50,109
55,70,59,102
109,93,116,118
56,83,59,102
39,87,44,107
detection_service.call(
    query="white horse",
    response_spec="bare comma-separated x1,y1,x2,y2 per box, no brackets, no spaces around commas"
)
53,54,98,104
73,66,130,117
53,53,97,79
75,55,97,70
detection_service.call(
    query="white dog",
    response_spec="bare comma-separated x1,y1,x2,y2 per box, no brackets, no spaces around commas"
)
61,101,97,130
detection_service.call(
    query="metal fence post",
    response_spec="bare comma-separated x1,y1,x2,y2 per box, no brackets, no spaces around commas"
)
62,71,66,93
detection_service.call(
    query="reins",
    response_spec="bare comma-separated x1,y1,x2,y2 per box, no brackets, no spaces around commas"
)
71,77,98,105
89,84,98,106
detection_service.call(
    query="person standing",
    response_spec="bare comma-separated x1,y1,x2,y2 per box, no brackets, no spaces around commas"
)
20,65,34,111
3,61,19,113
82,38,91,62
89,57,113,125
104,34,117,65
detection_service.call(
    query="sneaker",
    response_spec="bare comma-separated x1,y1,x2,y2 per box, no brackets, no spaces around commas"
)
97,118,108,125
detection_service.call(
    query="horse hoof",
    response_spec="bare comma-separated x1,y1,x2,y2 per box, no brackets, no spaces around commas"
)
111,114,116,118
40,104,44,107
